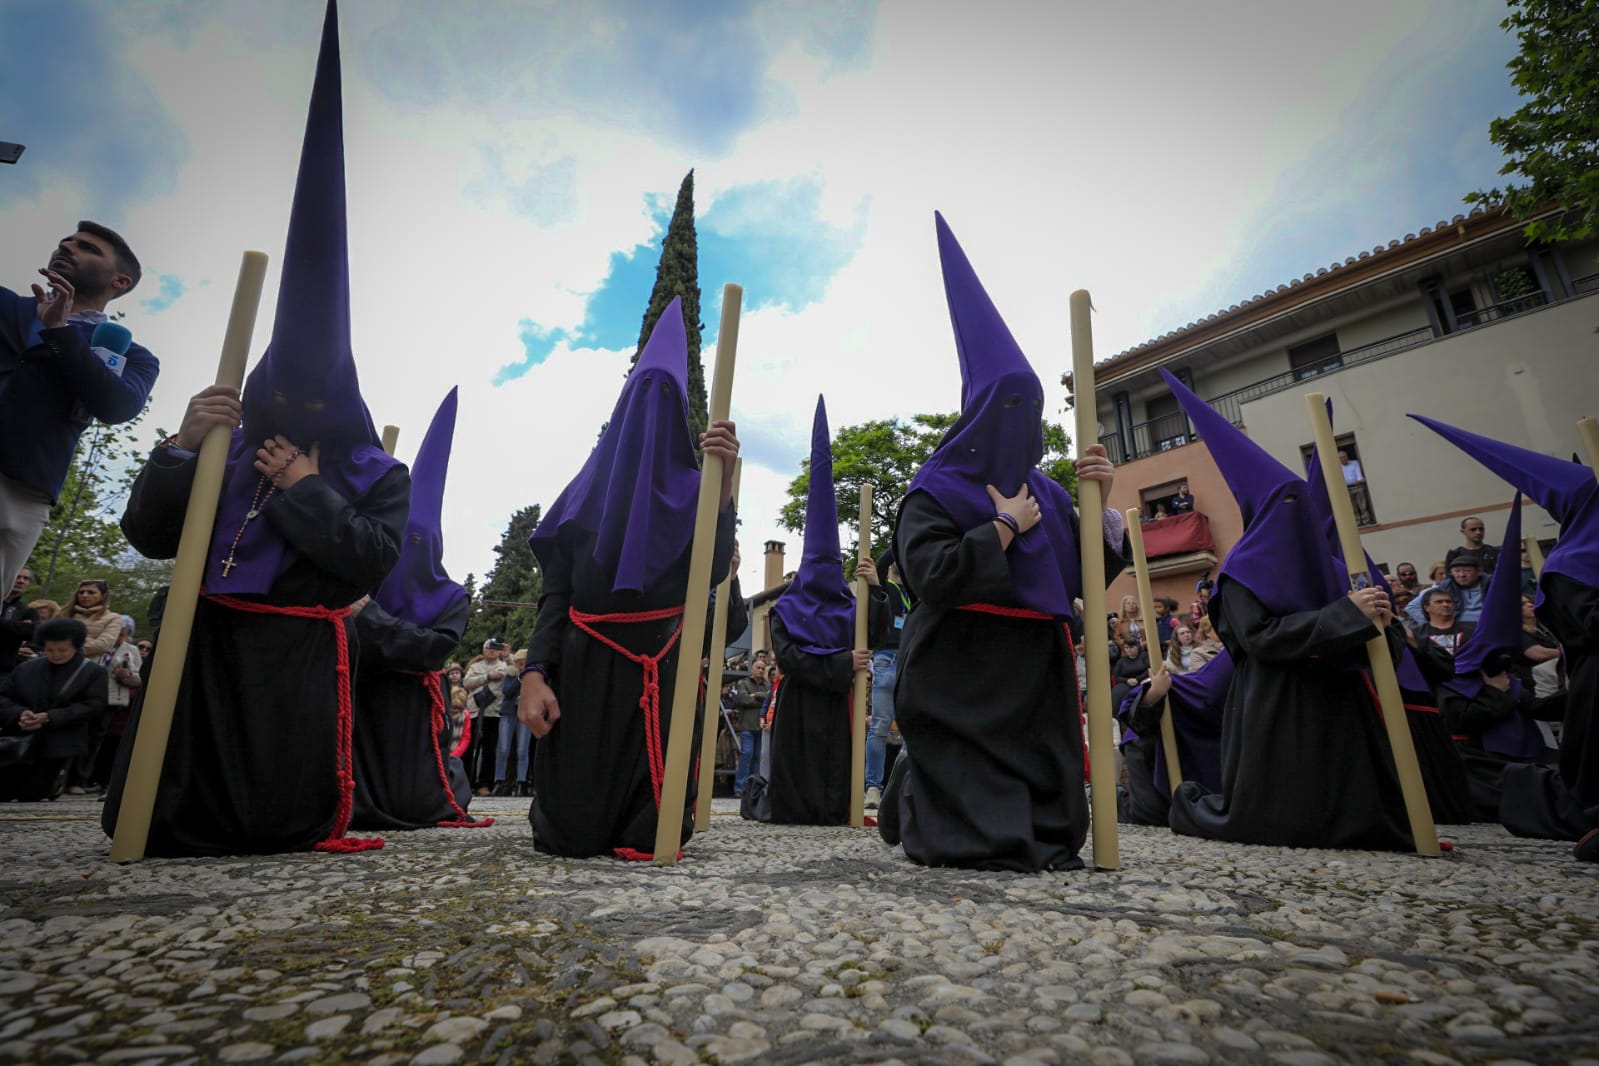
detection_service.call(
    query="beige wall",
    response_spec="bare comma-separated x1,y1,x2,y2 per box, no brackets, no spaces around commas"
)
1238,291,1598,571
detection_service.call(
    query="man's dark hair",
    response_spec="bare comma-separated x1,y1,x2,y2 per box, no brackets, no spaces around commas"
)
1420,588,1452,612
1459,516,1482,531
38,617,88,648
78,220,142,293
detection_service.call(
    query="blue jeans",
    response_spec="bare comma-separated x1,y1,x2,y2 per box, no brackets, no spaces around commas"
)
496,712,531,782
736,729,763,795
865,648,898,790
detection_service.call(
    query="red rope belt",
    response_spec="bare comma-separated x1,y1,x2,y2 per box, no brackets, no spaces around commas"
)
402,669,493,829
568,605,685,862
1360,672,1441,721
957,602,1089,781
207,595,383,853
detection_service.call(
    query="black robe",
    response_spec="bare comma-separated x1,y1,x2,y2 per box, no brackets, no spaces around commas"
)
350,598,473,830
765,593,890,825
102,451,408,857
527,504,735,859
1440,682,1563,823
1168,583,1413,851
883,492,1128,872
1500,575,1598,841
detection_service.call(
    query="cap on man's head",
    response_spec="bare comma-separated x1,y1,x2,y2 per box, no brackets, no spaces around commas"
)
1451,551,1483,569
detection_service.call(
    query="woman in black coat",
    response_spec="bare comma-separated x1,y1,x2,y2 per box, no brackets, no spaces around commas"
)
0,618,107,801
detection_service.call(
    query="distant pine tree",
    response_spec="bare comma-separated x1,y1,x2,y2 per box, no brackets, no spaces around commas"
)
458,504,544,660
631,170,708,439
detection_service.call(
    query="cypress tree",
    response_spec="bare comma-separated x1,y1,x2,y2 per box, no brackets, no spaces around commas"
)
457,503,544,660
631,170,707,438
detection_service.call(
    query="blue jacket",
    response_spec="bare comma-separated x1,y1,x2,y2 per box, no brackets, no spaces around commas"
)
0,287,159,502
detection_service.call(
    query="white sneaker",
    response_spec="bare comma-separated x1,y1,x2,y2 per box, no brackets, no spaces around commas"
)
864,786,882,809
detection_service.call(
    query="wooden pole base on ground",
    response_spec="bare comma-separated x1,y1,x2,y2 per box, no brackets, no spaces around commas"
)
110,251,269,864
849,484,874,828
1306,393,1440,857
1125,510,1183,795
1069,290,1119,871
654,284,742,865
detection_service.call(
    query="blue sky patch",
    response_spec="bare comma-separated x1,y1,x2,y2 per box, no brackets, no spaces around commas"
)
498,176,867,383
0,1,187,215
139,273,186,314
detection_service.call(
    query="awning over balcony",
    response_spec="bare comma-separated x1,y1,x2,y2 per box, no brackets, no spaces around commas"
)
1141,511,1215,558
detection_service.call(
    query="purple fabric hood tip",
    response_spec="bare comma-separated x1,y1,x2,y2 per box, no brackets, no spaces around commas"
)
772,396,856,656
1440,496,1548,758
1160,370,1341,617
1408,413,1599,600
206,0,400,596
529,296,700,593
905,212,1080,619
375,388,466,628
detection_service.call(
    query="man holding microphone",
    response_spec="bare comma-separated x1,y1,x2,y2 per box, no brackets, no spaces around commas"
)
0,224,159,590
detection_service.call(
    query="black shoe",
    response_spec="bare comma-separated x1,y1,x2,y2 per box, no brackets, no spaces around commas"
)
513,783,530,798
491,781,513,797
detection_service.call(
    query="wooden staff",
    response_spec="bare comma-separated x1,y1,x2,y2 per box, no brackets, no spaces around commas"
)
1068,290,1119,870
381,424,400,456
111,251,269,863
1306,393,1440,856
1579,416,1599,477
849,483,874,828
694,458,742,833
1124,510,1183,795
654,284,742,864
1523,535,1545,579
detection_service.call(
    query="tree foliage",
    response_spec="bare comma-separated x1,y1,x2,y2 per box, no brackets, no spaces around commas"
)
631,171,709,438
457,503,544,661
779,414,1079,558
1465,0,1599,241
22,398,171,631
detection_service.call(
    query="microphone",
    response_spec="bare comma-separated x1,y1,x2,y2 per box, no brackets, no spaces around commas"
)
90,321,133,356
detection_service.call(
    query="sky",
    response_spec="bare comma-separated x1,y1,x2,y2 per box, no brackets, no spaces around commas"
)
0,0,1525,600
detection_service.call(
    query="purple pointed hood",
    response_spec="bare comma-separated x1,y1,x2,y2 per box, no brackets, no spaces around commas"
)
903,212,1079,618
1409,413,1599,600
1162,370,1341,617
772,396,856,655
529,297,699,593
375,389,466,627
206,0,400,595
1442,498,1548,757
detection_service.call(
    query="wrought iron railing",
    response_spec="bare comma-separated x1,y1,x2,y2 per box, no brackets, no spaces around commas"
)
1104,278,1597,463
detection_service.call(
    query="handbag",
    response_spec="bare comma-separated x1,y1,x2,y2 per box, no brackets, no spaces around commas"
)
0,734,37,768
472,686,496,711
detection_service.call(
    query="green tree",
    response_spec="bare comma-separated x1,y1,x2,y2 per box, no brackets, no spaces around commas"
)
779,414,1079,558
1465,0,1599,241
25,397,157,604
631,170,708,438
457,504,544,661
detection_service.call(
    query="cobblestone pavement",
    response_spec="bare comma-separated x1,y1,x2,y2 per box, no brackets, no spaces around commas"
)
1,795,1596,1065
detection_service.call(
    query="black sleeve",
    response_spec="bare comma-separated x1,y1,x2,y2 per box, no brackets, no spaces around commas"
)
708,503,737,587
1218,584,1380,664
265,465,411,592
0,606,38,642
897,492,1015,609
120,448,201,560
526,531,573,671
353,598,467,672
1440,685,1518,734
771,614,856,693
0,673,23,728
864,586,892,648
703,576,749,658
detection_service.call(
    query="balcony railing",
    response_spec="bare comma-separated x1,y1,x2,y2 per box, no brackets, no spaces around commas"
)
1204,326,1434,427
1104,277,1596,463
1099,412,1190,465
